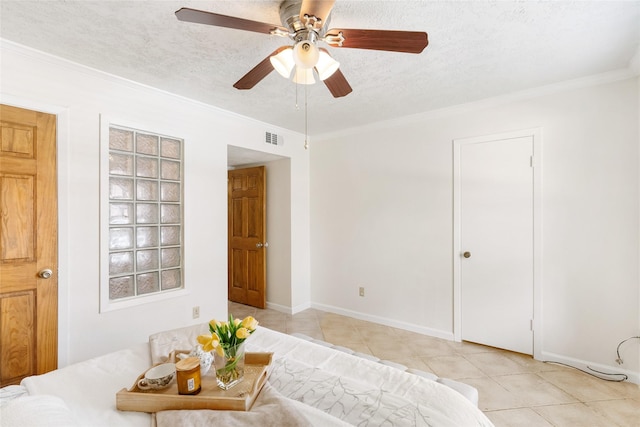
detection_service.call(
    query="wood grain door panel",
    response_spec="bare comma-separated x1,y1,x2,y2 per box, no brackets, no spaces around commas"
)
0,291,36,384
1,175,35,261
228,166,266,309
0,104,57,385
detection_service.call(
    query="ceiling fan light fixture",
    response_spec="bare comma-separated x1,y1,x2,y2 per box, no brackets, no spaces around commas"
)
293,40,319,69
176,4,428,99
270,47,295,78
292,67,315,85
315,50,340,80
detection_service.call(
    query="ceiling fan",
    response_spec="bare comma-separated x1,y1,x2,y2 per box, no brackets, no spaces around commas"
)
175,0,428,98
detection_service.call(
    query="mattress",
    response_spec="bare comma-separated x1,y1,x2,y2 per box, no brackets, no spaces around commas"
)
1,325,493,426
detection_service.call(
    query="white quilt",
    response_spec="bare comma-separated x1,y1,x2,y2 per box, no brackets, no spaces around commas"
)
150,325,493,427
20,342,151,427
14,325,493,427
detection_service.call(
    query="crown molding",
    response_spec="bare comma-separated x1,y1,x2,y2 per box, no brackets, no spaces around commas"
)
0,38,302,136
315,66,638,141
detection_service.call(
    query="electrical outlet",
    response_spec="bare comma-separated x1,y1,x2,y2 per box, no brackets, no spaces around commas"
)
359,287,365,297
192,306,200,319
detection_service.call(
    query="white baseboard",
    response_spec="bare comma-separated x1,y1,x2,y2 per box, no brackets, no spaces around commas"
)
269,301,640,385
265,301,312,315
311,302,455,341
291,302,312,315
265,301,292,314
540,350,640,385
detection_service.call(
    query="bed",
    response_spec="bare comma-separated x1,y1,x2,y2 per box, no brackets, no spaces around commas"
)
1,324,493,426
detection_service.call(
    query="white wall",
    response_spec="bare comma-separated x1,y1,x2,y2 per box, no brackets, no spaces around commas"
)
0,40,309,365
311,76,640,380
2,38,636,380
264,158,292,309
290,151,312,313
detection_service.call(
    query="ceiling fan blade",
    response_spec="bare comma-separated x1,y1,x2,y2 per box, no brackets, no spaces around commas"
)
233,47,289,90
299,0,336,26
175,7,288,35
325,28,428,53
322,69,352,98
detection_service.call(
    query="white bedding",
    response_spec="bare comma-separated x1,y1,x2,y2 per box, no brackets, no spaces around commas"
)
18,342,151,427
5,325,493,427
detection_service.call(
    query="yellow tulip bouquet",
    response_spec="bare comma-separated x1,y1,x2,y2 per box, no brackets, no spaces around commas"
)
197,314,259,389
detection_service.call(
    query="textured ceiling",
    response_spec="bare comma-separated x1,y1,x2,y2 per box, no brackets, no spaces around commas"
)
1,0,639,138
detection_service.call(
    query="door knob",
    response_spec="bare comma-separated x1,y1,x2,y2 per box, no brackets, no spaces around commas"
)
463,251,471,259
39,269,53,279
256,242,269,248
256,243,263,248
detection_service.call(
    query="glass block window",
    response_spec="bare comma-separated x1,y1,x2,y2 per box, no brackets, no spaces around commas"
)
104,125,183,305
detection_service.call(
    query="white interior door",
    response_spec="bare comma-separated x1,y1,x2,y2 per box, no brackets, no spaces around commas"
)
459,135,534,355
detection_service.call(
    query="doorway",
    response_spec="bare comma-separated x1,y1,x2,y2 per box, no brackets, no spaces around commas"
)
227,145,292,311
453,129,542,357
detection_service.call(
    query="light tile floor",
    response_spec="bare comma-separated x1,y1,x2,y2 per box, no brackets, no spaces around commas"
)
229,301,640,427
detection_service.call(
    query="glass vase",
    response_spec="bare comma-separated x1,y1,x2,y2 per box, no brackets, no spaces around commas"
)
213,342,245,390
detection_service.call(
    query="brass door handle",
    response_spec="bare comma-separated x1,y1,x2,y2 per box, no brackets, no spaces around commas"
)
39,268,53,279
463,252,471,259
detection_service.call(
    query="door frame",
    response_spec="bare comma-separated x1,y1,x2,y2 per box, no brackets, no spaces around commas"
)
453,128,543,359
1,94,70,366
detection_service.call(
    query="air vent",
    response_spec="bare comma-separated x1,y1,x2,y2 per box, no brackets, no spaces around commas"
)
265,131,284,146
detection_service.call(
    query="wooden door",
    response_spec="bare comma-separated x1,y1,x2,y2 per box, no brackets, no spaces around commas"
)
459,135,534,355
228,166,266,309
0,104,58,385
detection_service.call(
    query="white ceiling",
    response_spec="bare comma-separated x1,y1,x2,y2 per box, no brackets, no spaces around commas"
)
1,0,639,139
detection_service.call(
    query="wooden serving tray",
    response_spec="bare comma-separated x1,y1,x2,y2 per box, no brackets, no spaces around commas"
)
116,352,273,412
